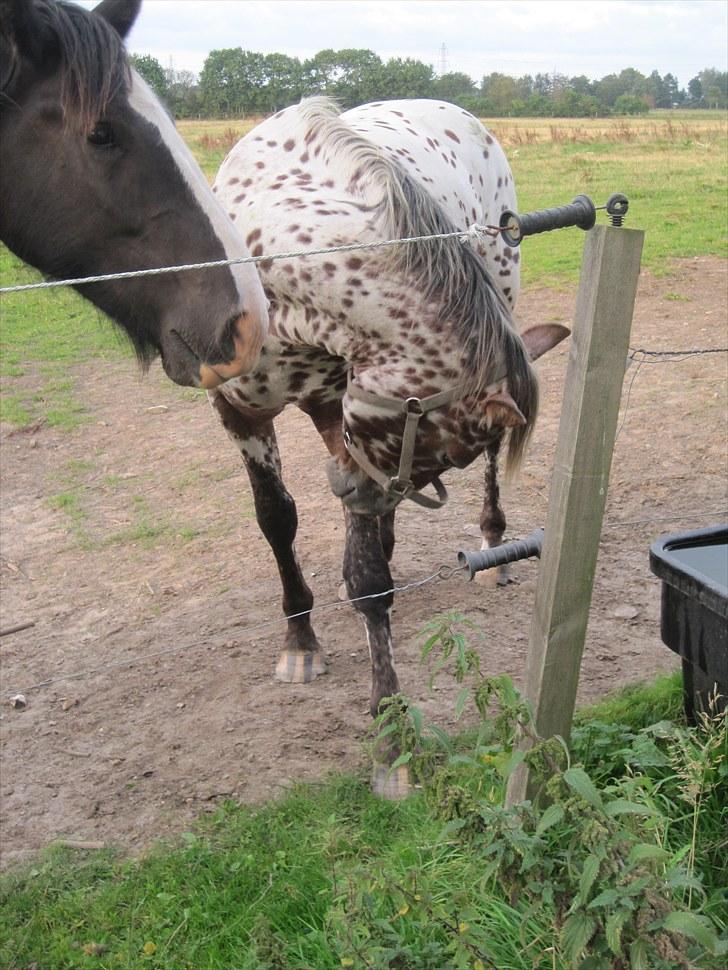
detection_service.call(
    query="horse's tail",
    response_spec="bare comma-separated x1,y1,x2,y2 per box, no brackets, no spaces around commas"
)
501,331,538,478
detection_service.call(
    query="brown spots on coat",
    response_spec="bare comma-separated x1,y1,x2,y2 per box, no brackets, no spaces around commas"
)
297,233,313,244
283,138,296,151
228,177,240,185
444,129,460,142
246,228,262,247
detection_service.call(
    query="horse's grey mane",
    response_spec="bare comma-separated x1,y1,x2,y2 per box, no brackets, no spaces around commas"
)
297,97,538,470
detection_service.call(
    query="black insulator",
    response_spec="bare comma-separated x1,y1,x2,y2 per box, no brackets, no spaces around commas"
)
606,193,629,227
499,196,596,247
457,528,545,581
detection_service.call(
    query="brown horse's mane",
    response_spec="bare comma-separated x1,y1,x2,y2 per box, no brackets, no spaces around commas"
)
2,0,130,130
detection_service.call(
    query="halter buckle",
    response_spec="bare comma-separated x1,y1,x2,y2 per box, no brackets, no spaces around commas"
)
388,476,413,497
404,396,425,416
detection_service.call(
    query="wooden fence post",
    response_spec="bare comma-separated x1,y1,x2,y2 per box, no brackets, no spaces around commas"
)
506,224,644,807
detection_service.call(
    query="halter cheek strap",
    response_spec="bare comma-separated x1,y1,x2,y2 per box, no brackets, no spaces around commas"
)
343,371,463,509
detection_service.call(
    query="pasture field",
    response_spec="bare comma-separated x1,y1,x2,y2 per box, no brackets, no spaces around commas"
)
1,112,727,966
1,111,726,429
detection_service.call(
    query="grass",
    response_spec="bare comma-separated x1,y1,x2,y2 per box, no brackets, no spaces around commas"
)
1,111,726,430
1,672,726,969
47,463,205,552
0,247,128,429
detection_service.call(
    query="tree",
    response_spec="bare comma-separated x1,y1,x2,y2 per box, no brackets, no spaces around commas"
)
129,53,168,101
481,72,518,114
434,71,475,103
699,68,728,109
165,68,200,118
687,75,704,107
303,49,384,109
260,53,304,113
378,58,435,100
614,93,649,115
199,49,266,116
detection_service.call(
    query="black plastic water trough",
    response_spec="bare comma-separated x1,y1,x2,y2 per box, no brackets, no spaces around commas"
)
650,525,728,722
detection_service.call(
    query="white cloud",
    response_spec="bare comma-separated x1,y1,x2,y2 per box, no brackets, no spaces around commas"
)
78,0,727,86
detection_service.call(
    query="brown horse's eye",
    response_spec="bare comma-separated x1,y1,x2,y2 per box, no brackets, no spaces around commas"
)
87,122,115,147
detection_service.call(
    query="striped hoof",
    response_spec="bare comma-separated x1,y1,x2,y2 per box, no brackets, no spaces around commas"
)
474,563,512,589
275,650,326,683
371,763,411,800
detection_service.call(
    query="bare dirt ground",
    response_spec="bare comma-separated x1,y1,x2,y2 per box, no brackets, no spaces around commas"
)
1,257,726,868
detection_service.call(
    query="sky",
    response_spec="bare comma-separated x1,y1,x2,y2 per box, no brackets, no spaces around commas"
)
81,0,728,89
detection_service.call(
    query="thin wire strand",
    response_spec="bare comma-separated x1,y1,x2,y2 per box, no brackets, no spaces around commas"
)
615,358,644,443
0,224,500,294
4,567,461,696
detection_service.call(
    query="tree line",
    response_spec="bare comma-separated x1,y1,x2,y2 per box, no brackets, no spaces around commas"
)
130,49,728,119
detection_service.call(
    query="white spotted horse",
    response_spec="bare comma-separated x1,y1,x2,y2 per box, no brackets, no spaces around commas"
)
212,98,567,795
0,0,267,388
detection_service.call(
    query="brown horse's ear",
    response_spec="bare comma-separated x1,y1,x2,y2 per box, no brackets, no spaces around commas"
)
521,323,570,361
0,0,46,62
93,0,142,39
483,389,526,429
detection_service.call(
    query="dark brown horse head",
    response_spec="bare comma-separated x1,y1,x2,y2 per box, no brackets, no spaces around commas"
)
0,0,267,387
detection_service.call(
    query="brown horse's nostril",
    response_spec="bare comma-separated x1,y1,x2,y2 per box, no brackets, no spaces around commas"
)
199,312,265,387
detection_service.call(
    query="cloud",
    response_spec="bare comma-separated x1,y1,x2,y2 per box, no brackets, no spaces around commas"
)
79,0,727,86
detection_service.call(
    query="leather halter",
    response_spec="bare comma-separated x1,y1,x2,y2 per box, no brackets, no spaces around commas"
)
343,371,464,509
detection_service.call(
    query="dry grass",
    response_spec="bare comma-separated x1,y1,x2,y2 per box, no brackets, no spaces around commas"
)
483,114,727,148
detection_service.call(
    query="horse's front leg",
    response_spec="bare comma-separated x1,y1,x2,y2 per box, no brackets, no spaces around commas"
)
343,509,410,799
211,393,325,682
476,438,512,588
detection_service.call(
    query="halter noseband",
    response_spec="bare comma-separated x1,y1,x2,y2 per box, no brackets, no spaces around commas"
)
343,371,464,510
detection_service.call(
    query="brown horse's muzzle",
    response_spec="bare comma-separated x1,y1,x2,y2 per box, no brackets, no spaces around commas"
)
197,311,266,389
326,458,402,516
164,310,266,388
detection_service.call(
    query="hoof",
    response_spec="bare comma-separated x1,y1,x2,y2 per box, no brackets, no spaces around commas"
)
371,763,411,800
275,651,326,683
474,563,513,589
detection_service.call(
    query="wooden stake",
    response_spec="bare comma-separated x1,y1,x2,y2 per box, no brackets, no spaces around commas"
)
506,225,644,806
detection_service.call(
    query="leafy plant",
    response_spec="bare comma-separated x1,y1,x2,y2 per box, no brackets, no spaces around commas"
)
344,614,728,969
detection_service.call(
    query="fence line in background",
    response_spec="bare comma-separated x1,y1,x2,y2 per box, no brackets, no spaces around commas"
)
4,501,726,701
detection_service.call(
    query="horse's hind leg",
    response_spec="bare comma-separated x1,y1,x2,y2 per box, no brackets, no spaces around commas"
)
343,509,409,799
476,438,512,588
211,394,325,682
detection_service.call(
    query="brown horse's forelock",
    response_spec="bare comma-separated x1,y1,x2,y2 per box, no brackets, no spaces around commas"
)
32,0,130,131
297,98,539,474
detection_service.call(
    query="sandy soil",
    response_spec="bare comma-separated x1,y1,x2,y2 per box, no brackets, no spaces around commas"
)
1,257,726,868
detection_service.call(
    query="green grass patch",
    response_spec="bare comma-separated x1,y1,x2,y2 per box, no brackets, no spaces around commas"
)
509,133,728,286
0,248,128,429
2,660,725,969
46,473,203,552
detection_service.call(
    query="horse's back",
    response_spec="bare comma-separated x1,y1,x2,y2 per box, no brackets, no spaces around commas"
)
216,98,520,308
341,100,519,302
